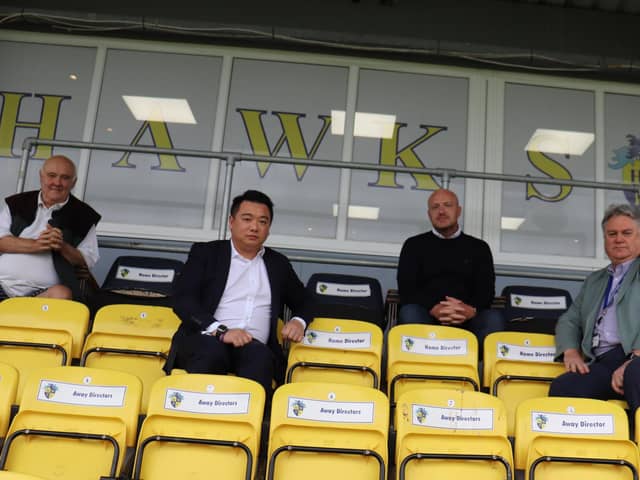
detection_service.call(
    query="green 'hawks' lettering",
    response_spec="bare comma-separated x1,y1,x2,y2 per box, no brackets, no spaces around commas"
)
0,92,69,159
113,121,184,171
526,151,572,202
369,123,446,190
237,109,331,180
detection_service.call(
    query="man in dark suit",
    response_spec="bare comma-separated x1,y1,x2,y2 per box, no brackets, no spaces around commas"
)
164,190,307,397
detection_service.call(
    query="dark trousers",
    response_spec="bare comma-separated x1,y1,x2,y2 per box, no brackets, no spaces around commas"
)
175,333,275,398
550,345,640,420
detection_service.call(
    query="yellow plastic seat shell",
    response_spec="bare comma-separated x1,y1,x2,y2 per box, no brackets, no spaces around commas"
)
0,366,142,480
387,324,480,408
286,317,383,388
80,304,180,412
133,373,265,480
515,396,639,480
267,382,389,480
395,388,513,480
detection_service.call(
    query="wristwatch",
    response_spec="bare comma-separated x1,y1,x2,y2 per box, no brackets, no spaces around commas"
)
629,352,639,361
214,324,228,340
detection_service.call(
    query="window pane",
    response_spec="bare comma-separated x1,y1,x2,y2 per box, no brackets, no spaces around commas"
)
222,58,348,238
85,49,222,228
348,69,469,243
604,93,640,209
501,83,596,258
0,41,96,198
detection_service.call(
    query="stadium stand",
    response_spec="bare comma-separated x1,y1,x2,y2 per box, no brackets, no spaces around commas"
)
514,396,639,480
133,373,265,480
387,324,480,410
483,331,565,437
267,382,389,480
79,304,180,412
501,285,572,335
305,273,385,329
0,366,142,480
395,388,513,480
286,317,383,388
0,298,89,402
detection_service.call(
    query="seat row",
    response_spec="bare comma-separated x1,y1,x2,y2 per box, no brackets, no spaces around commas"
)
0,296,588,440
0,368,637,480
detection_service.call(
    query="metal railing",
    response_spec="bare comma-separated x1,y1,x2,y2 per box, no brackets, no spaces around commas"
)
18,136,637,280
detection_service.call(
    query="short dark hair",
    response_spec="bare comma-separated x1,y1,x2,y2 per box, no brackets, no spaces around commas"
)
230,190,274,222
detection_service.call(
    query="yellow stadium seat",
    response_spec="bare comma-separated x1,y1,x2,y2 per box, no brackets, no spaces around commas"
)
395,388,513,480
0,472,49,480
483,331,565,436
267,382,389,480
132,373,265,480
0,298,89,402
387,324,480,409
515,396,639,480
0,366,142,480
286,318,383,388
0,362,18,442
80,304,180,412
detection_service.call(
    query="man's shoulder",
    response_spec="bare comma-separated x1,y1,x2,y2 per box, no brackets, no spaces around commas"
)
402,231,434,245
5,190,38,206
264,245,291,264
190,239,228,253
459,232,490,248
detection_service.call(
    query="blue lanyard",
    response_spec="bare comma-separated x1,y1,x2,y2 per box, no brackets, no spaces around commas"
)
601,270,628,312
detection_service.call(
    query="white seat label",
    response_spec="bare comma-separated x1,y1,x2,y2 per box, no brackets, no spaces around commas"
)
510,294,566,310
315,282,371,297
411,404,494,430
401,335,468,356
37,380,126,407
304,329,372,349
531,411,614,434
164,389,250,414
497,343,556,362
116,266,175,283
287,396,374,423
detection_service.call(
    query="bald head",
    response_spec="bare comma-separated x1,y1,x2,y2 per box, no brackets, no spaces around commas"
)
39,155,77,208
427,189,462,237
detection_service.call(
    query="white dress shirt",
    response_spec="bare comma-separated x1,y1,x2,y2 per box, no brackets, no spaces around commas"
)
204,240,305,343
0,192,99,297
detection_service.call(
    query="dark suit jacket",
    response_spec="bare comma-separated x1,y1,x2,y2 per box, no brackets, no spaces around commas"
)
164,240,308,382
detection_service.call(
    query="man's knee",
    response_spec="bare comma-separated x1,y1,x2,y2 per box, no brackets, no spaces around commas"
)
549,372,577,397
39,284,72,299
398,304,434,325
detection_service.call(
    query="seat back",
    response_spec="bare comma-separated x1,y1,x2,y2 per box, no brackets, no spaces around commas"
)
306,273,385,328
501,285,571,334
81,304,181,412
0,298,90,401
286,318,383,388
515,397,639,479
0,362,18,440
0,366,142,480
0,472,49,480
387,324,479,408
267,382,388,480
133,374,265,480
395,388,513,480
101,255,184,298
483,331,565,436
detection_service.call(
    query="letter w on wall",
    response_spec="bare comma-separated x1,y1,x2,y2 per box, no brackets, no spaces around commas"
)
237,109,331,180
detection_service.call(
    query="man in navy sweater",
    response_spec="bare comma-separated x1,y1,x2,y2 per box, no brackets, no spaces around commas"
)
397,189,504,348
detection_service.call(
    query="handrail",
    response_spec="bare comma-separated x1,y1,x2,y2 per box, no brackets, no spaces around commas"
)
17,136,626,281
